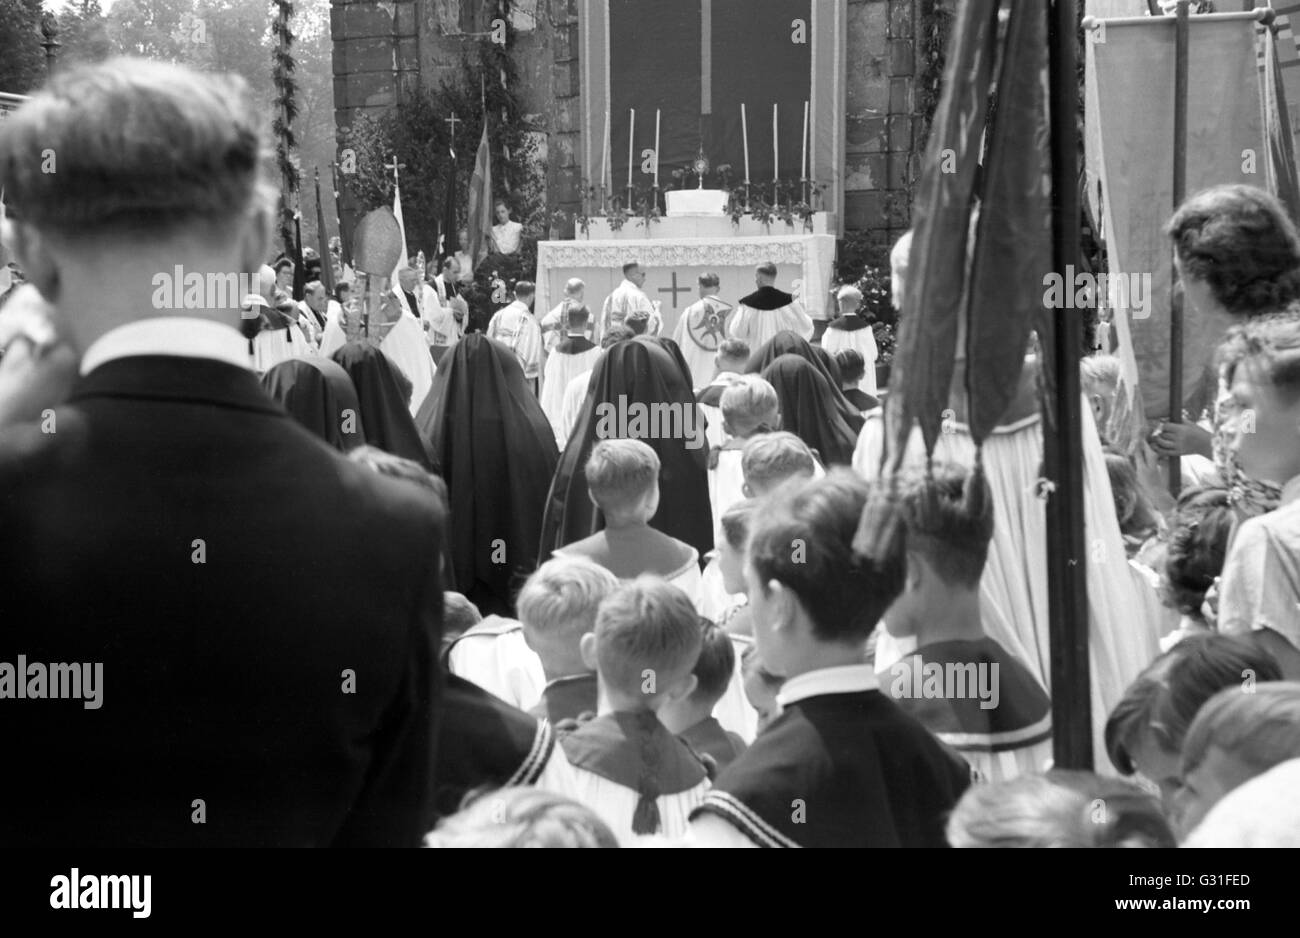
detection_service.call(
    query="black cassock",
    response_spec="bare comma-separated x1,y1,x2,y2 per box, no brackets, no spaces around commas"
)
416,334,559,617
540,336,713,560
761,354,862,468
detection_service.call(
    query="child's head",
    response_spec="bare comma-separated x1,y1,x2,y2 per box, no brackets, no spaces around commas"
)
1104,634,1282,814
834,348,866,389
884,461,994,637
1161,486,1252,622
582,577,703,712
714,338,750,376
517,556,620,677
1176,681,1300,840
947,771,1175,848
741,642,784,733
716,498,757,595
836,285,863,317
659,622,735,732
442,591,482,640
585,438,660,524
602,324,635,348
740,430,815,496
514,280,535,304
426,786,618,848
720,374,780,440
1080,354,1120,435
1103,450,1160,542
745,470,906,676
564,302,591,335
1217,310,1300,487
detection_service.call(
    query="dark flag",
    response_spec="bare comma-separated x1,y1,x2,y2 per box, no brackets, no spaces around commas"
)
468,119,493,271
315,168,335,294
1263,30,1300,224
963,0,1052,443
292,210,306,301
439,145,457,263
883,0,999,469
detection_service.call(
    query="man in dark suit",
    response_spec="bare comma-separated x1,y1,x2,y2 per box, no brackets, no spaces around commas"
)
0,59,444,847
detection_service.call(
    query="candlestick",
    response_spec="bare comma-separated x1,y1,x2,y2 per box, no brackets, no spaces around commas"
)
773,103,779,182
653,109,661,188
627,108,635,188
801,100,809,181
741,103,751,183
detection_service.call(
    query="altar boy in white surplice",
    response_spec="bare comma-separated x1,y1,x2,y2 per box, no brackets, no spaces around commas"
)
554,439,703,607
541,303,600,447
554,577,711,845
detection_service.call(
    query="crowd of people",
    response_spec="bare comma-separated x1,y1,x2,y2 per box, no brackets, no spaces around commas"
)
2,58,1300,850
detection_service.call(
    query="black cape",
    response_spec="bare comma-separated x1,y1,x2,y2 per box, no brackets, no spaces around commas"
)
540,336,713,559
331,341,435,469
761,354,861,467
737,285,796,311
746,330,865,434
260,356,366,452
416,333,559,616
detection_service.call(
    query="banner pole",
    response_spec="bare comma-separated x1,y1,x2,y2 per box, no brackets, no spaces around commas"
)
1168,0,1189,496
1046,0,1092,770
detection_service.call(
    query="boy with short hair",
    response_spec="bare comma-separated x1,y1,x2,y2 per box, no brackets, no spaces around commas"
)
834,348,880,414
540,304,600,446
518,556,620,724
882,461,1053,783
697,338,751,450
689,470,969,847
740,430,818,498
556,439,703,604
556,577,711,843
709,375,780,532
821,285,879,396
659,622,748,775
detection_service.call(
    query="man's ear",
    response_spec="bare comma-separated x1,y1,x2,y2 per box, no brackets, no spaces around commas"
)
773,412,783,430
237,202,273,276
667,672,698,705
905,550,925,592
579,632,598,672
741,481,753,498
767,579,798,636
8,222,59,304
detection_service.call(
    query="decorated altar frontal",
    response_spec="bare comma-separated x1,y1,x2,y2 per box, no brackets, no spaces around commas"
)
535,221,837,341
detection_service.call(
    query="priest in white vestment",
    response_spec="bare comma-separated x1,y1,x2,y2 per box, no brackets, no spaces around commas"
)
248,293,315,372
726,261,813,348
541,279,589,354
820,285,879,397
600,261,660,339
541,304,601,448
486,280,543,388
672,272,733,391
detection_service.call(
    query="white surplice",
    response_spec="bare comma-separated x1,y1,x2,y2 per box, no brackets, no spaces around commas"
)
541,341,601,447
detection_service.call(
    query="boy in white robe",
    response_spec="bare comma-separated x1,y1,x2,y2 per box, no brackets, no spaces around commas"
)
709,376,780,535
554,439,703,606
696,339,750,451
820,285,879,397
726,261,812,349
486,280,543,390
555,577,711,844
541,304,600,448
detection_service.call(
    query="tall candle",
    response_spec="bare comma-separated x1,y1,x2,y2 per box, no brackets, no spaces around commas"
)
741,103,751,183
801,100,809,180
653,109,661,188
601,110,610,193
627,109,636,187
773,103,779,181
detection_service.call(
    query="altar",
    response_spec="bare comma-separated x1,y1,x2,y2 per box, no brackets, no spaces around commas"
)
535,212,838,341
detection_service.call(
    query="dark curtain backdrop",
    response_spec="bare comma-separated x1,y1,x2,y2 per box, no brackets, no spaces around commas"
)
608,0,811,188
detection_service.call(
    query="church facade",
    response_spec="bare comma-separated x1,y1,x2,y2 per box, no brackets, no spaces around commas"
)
330,0,936,250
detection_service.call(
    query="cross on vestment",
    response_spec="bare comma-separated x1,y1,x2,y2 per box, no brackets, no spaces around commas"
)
658,272,691,309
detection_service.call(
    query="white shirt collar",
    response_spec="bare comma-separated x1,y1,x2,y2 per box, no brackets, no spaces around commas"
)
79,317,253,376
776,664,878,707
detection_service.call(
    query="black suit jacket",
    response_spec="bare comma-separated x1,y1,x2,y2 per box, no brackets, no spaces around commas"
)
0,355,444,847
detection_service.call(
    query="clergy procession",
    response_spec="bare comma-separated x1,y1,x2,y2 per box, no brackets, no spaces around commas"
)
5,0,1300,873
